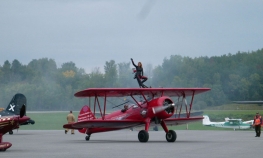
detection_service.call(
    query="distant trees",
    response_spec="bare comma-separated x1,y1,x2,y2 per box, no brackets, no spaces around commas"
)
0,48,262,110
151,49,263,106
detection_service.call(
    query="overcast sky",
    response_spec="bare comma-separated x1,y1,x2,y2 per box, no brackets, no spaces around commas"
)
1,0,262,73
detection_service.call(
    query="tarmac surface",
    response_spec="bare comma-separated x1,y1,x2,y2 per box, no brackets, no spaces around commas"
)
0,130,261,158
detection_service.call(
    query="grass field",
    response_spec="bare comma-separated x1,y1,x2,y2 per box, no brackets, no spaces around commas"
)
19,109,262,131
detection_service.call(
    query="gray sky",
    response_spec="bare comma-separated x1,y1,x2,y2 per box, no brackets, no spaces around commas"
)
1,0,263,73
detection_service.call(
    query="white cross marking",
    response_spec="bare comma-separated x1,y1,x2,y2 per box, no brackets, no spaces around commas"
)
9,104,15,111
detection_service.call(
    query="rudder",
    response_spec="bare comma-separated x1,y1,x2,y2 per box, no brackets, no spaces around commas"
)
202,115,211,125
6,93,27,115
78,105,95,133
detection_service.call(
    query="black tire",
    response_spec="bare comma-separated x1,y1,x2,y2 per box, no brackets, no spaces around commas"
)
138,130,149,142
166,130,176,142
85,135,90,141
9,131,13,135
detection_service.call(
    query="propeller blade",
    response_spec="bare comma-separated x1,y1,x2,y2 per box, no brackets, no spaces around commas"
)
152,103,174,114
20,104,26,118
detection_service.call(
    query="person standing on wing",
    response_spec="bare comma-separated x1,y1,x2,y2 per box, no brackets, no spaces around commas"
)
131,58,148,88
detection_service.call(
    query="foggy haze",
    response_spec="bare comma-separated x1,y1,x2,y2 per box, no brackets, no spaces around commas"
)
1,0,263,73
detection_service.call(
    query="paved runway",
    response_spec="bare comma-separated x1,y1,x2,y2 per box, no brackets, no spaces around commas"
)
1,130,261,158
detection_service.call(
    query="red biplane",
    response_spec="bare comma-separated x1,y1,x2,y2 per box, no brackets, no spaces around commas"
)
63,88,210,142
0,105,30,151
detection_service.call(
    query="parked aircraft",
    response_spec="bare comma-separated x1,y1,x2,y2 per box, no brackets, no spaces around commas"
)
202,115,253,130
63,87,210,142
0,105,30,151
232,101,263,104
0,93,35,134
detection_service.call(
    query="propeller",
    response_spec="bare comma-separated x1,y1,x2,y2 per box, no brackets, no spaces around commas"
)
19,104,26,118
14,104,26,134
152,103,175,114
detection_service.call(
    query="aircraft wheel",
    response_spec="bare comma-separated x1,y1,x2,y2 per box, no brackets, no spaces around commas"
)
166,130,176,142
138,130,149,142
85,135,90,141
9,131,13,135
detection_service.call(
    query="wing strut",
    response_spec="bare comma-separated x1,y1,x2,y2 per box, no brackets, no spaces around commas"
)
103,94,107,120
178,97,183,118
96,96,103,118
89,96,91,110
173,97,180,118
187,90,195,118
140,91,149,104
93,95,97,115
130,95,142,108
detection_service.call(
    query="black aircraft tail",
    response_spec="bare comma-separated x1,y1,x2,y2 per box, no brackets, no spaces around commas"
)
6,93,27,115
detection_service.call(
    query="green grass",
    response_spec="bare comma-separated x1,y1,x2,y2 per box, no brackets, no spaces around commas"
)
19,109,259,131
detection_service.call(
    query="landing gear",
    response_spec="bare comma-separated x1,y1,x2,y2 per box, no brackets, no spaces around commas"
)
8,131,13,135
160,120,176,142
0,149,6,152
138,130,149,142
85,135,90,141
166,130,176,142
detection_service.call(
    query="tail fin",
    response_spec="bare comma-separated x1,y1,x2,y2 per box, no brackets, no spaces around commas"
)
78,105,95,134
202,115,211,125
6,93,27,115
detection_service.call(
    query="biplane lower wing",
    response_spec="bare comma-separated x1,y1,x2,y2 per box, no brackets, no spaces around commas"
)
164,116,204,126
63,117,203,130
63,120,144,129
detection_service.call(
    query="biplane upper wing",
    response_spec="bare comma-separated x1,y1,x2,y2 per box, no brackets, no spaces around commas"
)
163,116,204,126
63,120,144,129
74,88,210,98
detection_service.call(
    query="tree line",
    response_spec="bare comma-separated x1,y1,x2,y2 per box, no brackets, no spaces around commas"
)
0,48,262,110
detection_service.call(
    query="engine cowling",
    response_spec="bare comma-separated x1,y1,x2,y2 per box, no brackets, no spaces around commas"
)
148,96,174,119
